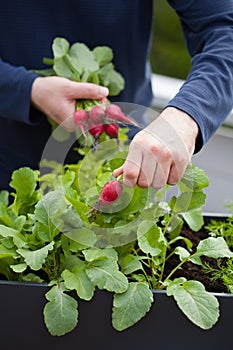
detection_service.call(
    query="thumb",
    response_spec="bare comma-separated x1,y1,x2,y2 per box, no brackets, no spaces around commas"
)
68,81,109,100
113,166,124,179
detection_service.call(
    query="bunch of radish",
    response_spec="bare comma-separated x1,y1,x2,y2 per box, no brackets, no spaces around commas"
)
73,102,139,141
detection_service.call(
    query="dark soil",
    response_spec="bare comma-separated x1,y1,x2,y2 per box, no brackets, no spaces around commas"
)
163,224,228,293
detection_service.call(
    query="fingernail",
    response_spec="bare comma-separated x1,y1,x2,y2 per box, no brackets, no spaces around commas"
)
99,86,109,97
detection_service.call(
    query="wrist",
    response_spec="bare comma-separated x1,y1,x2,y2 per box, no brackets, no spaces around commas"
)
162,106,199,141
30,77,45,111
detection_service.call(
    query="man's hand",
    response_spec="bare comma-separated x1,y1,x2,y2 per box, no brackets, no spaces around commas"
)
113,107,199,188
31,76,109,131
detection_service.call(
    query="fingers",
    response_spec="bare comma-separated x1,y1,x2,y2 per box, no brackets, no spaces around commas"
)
113,166,123,179
113,108,198,189
117,146,185,190
31,76,109,131
32,76,109,102
137,146,157,188
118,146,174,189
120,142,143,187
167,162,185,186
113,152,143,188
151,162,169,189
67,81,109,100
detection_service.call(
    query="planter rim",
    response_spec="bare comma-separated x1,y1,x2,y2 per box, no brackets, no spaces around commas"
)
0,279,232,298
203,212,230,218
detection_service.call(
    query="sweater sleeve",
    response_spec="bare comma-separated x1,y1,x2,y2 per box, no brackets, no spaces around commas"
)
0,58,38,124
166,0,233,151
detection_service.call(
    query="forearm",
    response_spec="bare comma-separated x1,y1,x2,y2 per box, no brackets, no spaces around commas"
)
0,59,38,123
167,32,233,151
167,0,233,151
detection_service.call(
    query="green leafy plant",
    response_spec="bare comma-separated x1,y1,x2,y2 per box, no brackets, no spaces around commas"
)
205,206,233,250
203,259,233,294
33,37,125,96
202,203,233,292
32,37,136,143
0,134,232,336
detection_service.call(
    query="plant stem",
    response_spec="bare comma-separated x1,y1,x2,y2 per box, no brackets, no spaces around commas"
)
158,213,178,282
162,258,188,285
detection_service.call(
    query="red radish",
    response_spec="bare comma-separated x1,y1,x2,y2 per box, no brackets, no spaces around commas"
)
105,104,139,127
88,123,105,138
105,123,119,138
89,105,105,124
96,180,123,207
86,180,123,214
73,109,88,126
73,109,89,137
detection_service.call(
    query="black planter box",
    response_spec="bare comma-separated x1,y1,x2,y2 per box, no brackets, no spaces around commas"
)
0,281,232,350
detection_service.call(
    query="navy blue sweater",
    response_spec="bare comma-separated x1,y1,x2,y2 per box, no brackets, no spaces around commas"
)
0,0,233,190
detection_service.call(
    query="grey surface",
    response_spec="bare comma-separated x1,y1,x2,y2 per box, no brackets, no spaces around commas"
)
192,128,233,213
